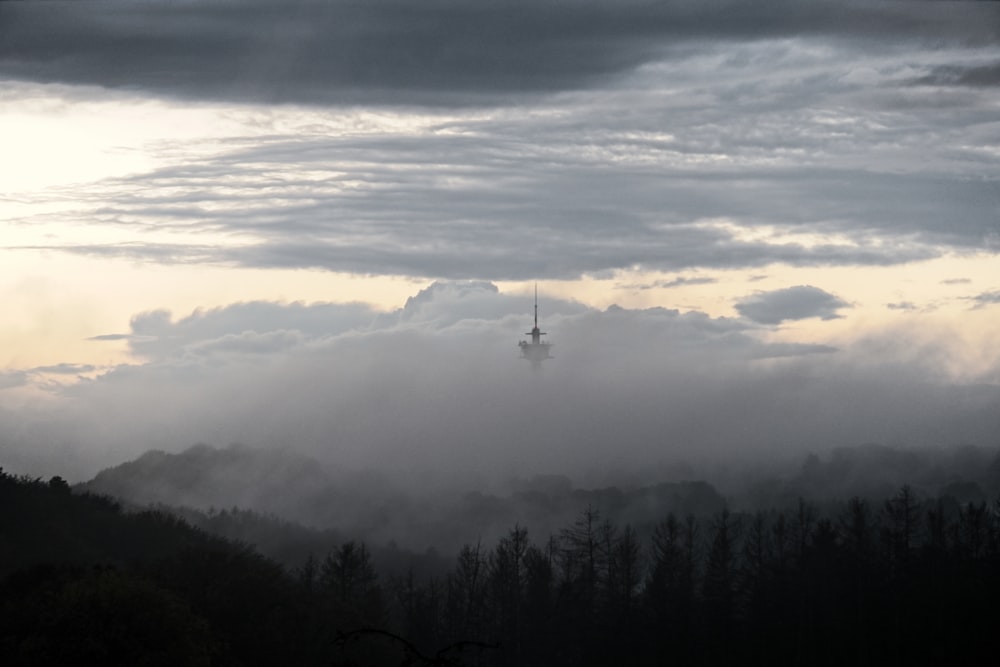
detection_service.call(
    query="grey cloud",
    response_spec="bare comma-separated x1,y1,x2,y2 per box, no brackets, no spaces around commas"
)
1,2,996,294
749,342,838,359
389,280,589,328
971,290,1000,306
662,276,718,289
0,371,27,390
2,1,996,106
20,142,959,279
125,300,382,361
0,1,656,105
182,330,309,359
736,285,850,325
227,233,935,278
32,363,97,375
17,243,225,266
0,287,776,479
88,333,159,343
24,234,935,282
941,278,972,285
108,281,587,363
136,129,998,250
2,3,999,492
886,302,917,311
913,62,1000,88
7,11,998,281
622,276,718,290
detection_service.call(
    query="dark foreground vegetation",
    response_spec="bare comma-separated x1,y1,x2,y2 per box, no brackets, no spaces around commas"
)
3,465,1000,666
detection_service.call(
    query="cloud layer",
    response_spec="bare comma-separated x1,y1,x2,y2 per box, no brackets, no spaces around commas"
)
1,4,998,485
4,1,997,106
3,1,999,281
2,282,997,485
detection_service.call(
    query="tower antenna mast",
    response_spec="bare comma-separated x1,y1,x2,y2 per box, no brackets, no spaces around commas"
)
519,281,552,368
534,282,538,329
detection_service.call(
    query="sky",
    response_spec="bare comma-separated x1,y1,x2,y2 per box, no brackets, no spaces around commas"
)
1,0,998,483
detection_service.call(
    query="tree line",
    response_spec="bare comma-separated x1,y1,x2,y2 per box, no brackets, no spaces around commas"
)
379,489,1000,666
3,467,1000,665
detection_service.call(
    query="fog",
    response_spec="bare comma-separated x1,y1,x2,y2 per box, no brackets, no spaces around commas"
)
3,282,997,495
1,0,998,526
3,4,999,662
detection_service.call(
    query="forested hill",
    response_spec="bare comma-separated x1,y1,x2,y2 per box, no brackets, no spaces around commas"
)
79,443,731,552
80,442,1000,554
0,469,383,665
5,465,1000,666
1,472,222,580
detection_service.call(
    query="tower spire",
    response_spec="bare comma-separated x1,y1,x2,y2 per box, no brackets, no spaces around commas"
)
534,282,538,329
519,282,552,368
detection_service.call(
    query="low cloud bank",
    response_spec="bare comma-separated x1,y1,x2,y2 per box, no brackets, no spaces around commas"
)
1,281,997,484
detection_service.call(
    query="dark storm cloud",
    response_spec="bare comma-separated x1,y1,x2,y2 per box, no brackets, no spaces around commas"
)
913,62,1000,88
3,1,997,280
1,1,997,105
735,285,850,325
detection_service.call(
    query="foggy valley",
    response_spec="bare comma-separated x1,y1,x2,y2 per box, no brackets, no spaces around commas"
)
78,440,1000,558
3,279,998,559
3,0,1000,664
3,281,999,665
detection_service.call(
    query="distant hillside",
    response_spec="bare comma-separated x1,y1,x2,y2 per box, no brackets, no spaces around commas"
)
81,443,348,522
766,442,1000,504
80,443,455,550
80,442,1000,557
80,443,733,552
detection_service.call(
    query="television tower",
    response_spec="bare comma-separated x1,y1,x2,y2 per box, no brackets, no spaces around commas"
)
519,283,552,368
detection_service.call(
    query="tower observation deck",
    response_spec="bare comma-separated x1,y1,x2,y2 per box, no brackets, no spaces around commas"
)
519,284,552,368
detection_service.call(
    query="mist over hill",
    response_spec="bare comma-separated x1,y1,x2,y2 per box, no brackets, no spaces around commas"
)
79,443,724,553
80,441,1000,555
